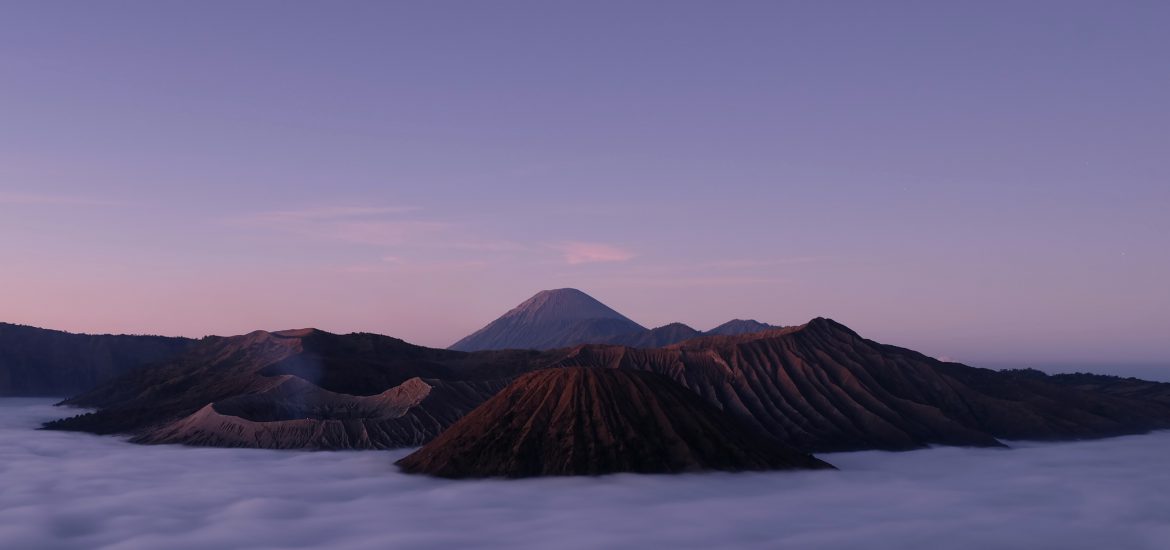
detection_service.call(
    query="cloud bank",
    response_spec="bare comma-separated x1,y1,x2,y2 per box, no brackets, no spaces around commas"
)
2,399,1169,550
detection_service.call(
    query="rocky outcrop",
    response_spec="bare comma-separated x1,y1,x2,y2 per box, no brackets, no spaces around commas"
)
396,368,833,477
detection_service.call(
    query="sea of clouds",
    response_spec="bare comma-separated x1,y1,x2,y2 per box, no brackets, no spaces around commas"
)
3,398,1170,550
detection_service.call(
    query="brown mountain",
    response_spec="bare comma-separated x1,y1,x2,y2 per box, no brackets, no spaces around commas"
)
0,323,193,396
396,367,833,477
45,318,1170,454
546,319,1170,451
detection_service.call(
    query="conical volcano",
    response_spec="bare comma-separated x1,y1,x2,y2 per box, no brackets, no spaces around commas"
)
395,367,834,477
705,319,775,336
449,289,646,351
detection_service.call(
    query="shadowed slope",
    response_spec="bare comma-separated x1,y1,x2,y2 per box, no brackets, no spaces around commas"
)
396,368,833,477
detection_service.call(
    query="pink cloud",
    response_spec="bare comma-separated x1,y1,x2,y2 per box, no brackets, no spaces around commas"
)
333,259,490,274
322,220,448,247
697,256,835,269
240,206,419,223
0,192,126,206
595,275,789,288
557,242,636,265
229,205,445,246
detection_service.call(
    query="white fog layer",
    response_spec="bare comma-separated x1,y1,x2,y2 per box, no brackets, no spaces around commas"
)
2,399,1169,550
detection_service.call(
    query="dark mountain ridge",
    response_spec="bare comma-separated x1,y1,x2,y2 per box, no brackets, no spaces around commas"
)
0,322,194,396
602,322,703,348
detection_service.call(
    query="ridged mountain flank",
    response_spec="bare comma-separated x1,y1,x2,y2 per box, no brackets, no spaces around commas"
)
449,289,646,351
395,367,833,477
548,318,1170,451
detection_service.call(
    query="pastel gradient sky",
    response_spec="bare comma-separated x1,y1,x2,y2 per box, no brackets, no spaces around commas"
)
2,1,1168,370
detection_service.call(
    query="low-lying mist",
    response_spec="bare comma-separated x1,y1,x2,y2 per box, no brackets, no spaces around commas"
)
3,399,1169,550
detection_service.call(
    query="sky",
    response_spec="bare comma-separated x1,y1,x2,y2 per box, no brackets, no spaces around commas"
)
5,398,1170,549
1,1,1167,368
